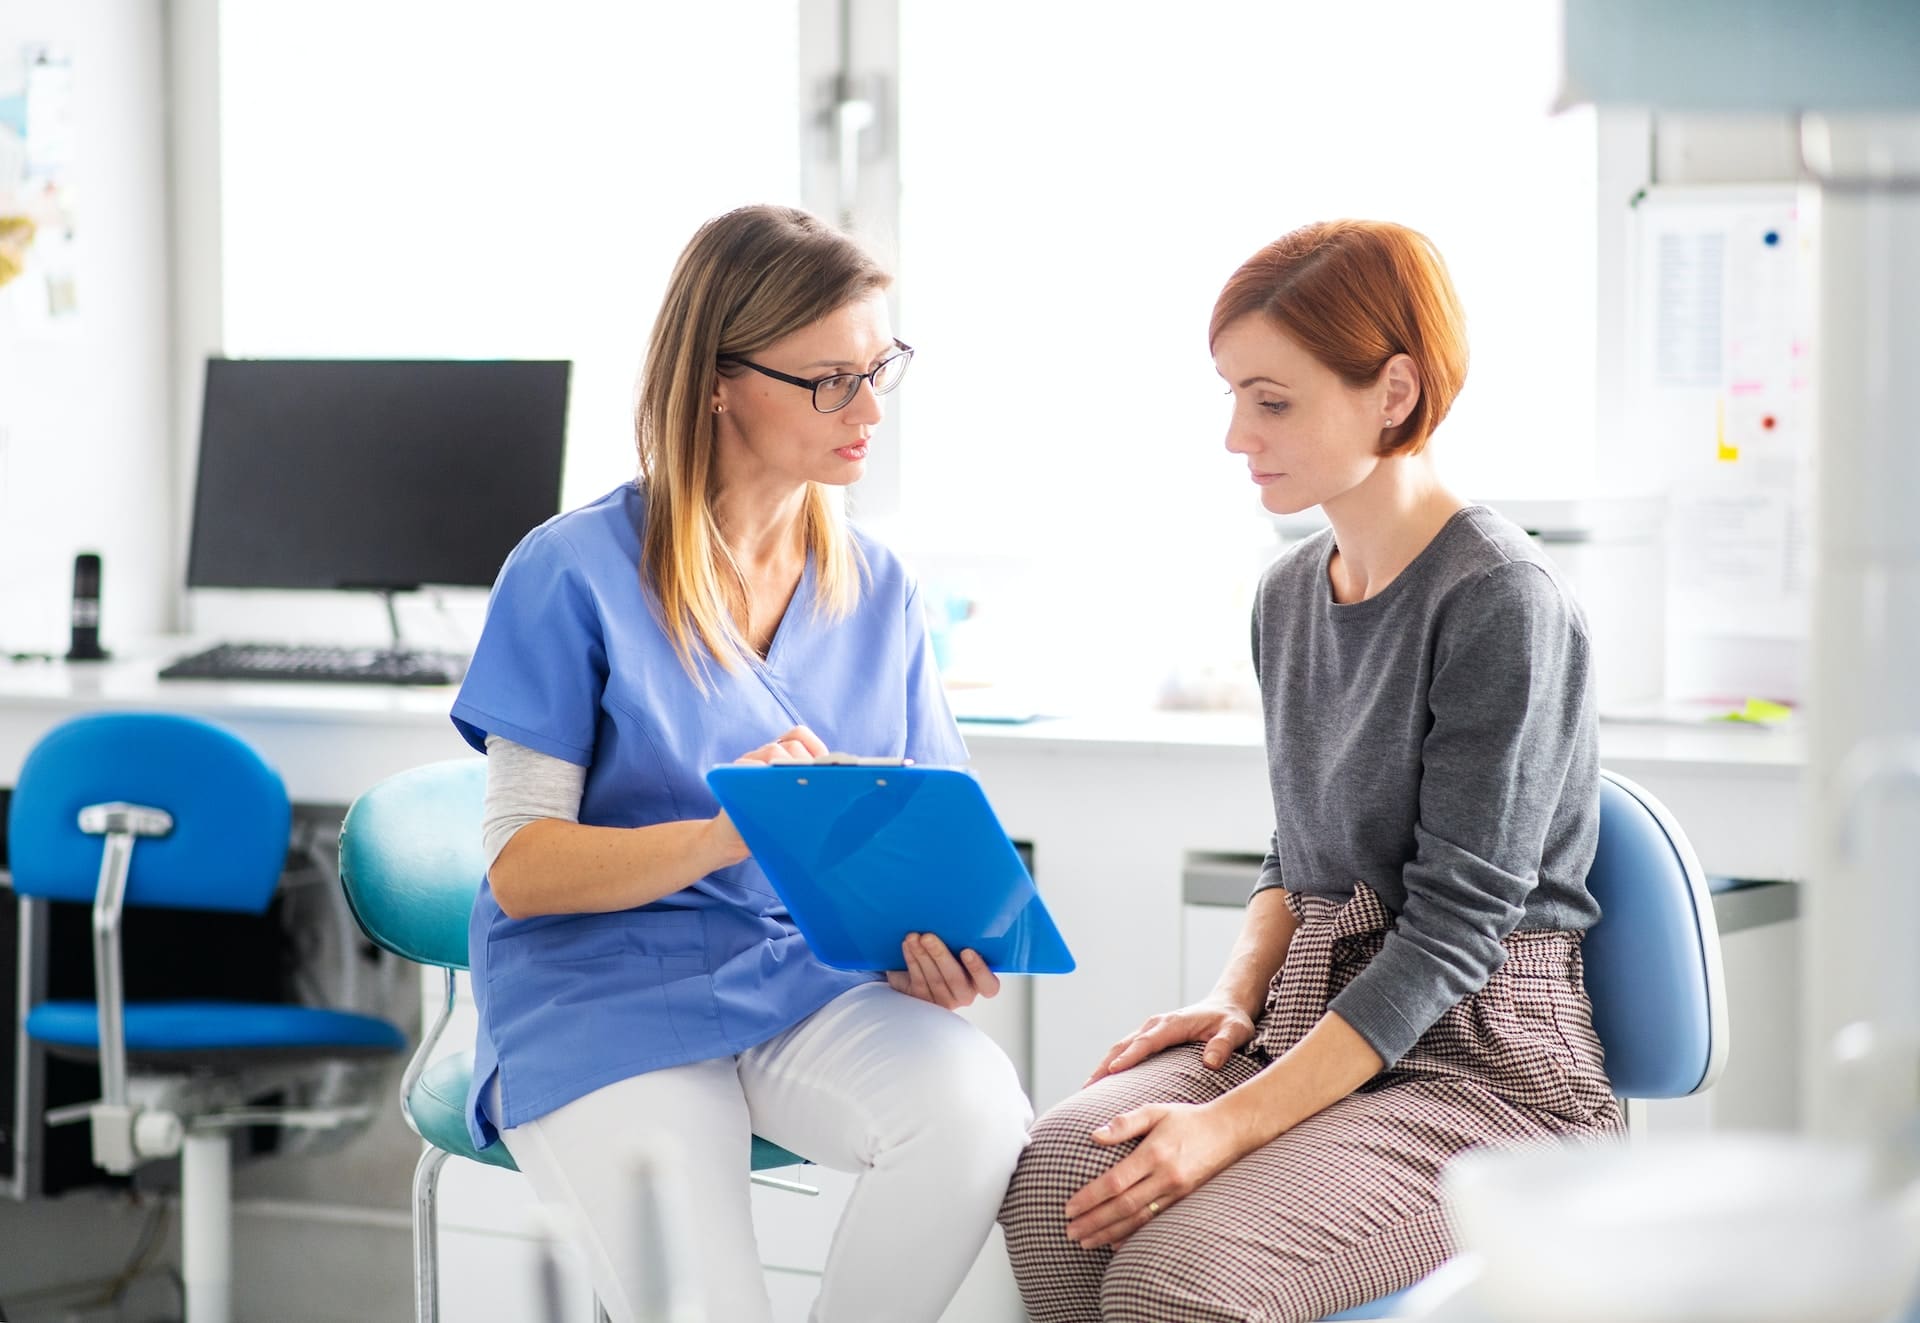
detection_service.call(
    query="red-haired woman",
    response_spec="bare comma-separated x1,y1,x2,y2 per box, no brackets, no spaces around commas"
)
1000,220,1622,1322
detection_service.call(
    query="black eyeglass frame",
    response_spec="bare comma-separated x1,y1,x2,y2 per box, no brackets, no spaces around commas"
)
717,339,915,414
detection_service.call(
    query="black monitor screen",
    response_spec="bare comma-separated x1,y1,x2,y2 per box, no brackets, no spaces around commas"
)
187,358,570,590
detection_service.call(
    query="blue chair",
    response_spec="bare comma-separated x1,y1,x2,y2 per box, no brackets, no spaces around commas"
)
338,757,814,1323
1320,768,1730,1321
8,713,408,1323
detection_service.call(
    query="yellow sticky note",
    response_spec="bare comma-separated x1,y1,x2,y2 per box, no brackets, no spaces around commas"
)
1714,698,1792,726
1715,397,1739,463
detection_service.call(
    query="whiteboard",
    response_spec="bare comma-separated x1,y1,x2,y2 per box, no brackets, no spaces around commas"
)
1629,185,1817,699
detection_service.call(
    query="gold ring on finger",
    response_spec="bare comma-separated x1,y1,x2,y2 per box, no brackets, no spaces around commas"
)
1147,1200,1161,1216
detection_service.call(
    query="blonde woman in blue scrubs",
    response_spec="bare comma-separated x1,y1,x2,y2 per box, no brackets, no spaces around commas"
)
448,205,1032,1323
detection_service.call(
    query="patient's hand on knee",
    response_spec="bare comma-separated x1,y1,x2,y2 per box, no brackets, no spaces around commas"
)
1085,1000,1256,1085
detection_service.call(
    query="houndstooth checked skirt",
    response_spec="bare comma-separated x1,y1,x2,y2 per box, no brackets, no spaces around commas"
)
1000,883,1625,1323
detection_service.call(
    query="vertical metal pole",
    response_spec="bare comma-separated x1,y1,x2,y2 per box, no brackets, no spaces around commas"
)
10,895,48,1201
1805,117,1920,1145
413,1145,450,1323
798,0,906,521
181,1129,233,1323
90,830,135,1108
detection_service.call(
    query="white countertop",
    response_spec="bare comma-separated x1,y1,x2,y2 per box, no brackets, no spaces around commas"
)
0,652,1807,770
958,706,1804,770
0,653,456,724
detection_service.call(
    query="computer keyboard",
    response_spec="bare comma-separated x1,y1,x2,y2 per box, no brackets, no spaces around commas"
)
158,642,468,686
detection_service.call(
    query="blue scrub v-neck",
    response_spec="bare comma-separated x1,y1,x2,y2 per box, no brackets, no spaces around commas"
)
448,483,967,1147
748,551,814,723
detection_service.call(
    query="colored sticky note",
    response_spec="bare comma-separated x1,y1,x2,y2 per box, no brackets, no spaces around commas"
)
1712,698,1793,726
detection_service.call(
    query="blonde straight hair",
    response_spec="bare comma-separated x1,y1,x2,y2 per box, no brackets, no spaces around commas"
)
636,205,884,685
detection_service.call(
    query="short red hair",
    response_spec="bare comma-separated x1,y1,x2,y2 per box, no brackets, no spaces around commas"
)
1210,220,1468,456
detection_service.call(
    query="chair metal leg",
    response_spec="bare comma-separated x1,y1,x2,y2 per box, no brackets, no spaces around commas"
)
1624,1096,1649,1139
416,1142,611,1322
181,1130,232,1323
413,1146,452,1323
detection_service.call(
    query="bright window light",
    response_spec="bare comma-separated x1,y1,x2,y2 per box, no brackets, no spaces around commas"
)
218,2,802,510
897,1,1596,706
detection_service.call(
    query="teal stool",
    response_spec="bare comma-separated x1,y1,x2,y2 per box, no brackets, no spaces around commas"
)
339,757,811,1323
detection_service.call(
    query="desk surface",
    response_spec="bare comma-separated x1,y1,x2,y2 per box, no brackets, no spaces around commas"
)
955,706,1806,770
0,651,1807,807
0,652,468,803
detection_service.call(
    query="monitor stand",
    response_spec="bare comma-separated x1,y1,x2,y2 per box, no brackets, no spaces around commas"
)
360,585,467,668
374,586,412,656
342,584,416,653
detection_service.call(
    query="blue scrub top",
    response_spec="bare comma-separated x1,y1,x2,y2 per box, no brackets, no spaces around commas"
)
449,482,968,1147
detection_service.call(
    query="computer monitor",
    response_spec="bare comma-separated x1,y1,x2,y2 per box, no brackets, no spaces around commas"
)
186,358,570,591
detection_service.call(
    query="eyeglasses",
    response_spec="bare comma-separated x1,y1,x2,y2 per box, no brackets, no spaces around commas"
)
718,340,914,414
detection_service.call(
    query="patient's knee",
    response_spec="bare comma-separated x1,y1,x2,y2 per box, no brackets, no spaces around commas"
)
1002,1093,1124,1217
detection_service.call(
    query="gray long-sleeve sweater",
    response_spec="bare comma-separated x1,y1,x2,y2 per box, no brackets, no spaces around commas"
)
1251,505,1601,1067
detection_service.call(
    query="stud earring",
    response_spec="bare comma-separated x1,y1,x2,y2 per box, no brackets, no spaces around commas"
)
714,403,724,414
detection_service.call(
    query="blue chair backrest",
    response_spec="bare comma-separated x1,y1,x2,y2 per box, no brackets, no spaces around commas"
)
338,758,486,970
1583,770,1729,1099
8,713,292,913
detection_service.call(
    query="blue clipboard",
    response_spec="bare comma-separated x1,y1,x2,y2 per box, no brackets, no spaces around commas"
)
704,763,1075,975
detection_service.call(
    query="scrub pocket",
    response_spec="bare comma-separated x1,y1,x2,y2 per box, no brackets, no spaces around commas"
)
486,910,727,1089
640,913,727,1053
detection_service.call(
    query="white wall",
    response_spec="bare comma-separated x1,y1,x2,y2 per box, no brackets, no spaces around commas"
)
168,0,223,638
0,0,173,657
0,7,182,1310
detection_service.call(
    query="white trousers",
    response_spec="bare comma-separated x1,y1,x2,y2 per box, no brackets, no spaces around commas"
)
502,982,1033,1323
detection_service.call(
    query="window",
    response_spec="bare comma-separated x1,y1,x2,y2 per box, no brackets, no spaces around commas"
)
893,2,1596,703
214,4,1598,704
218,2,804,510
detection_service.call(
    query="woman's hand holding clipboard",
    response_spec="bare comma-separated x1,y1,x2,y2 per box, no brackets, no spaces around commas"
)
707,740,1076,986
